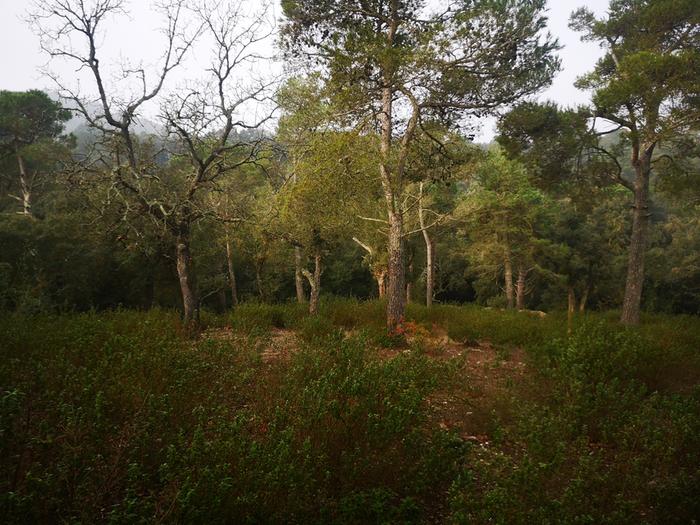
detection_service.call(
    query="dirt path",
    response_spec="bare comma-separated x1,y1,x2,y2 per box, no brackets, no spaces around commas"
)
199,326,299,363
420,326,528,445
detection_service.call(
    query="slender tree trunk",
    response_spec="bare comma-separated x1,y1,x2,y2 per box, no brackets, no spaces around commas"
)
579,285,589,313
375,269,387,298
516,266,527,310
294,246,306,303
419,182,434,308
303,253,322,315
175,229,199,325
504,251,514,310
15,151,32,217
621,150,652,325
225,237,239,307
567,285,576,335
424,237,434,308
255,258,265,301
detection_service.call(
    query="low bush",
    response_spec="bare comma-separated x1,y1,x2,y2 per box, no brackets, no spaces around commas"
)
448,322,700,524
0,310,459,523
2,302,699,523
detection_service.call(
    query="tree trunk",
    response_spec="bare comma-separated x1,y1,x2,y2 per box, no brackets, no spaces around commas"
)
294,246,306,303
516,266,527,310
176,230,199,325
621,151,652,325
225,237,239,307
579,285,589,313
255,258,265,301
406,261,413,304
419,183,434,308
386,211,405,331
377,61,407,332
504,251,514,310
302,253,322,315
567,285,576,335
375,269,387,298
15,151,33,217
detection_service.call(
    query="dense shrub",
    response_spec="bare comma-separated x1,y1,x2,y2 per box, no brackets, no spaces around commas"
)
1,302,699,523
0,309,459,523
448,322,700,524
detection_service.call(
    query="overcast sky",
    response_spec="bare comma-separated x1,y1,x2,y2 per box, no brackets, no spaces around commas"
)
0,0,609,141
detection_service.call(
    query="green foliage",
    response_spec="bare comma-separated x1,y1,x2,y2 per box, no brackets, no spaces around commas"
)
0,90,70,148
449,320,700,524
1,303,699,523
0,309,460,523
230,302,306,333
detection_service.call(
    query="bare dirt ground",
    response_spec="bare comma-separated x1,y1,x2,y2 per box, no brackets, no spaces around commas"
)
418,325,528,445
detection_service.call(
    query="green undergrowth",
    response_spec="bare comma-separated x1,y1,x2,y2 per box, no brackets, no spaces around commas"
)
1,301,699,523
0,309,460,523
449,321,700,524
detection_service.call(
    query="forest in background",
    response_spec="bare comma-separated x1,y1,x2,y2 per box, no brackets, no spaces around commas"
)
2,0,700,523
0,0,697,326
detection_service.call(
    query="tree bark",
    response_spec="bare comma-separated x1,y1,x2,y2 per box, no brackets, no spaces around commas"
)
406,260,413,304
579,285,589,313
386,211,406,331
377,18,405,333
375,269,387,298
504,251,514,310
419,182,434,308
302,253,322,315
621,149,653,325
516,266,527,310
294,246,306,303
175,230,199,325
254,256,266,301
225,237,239,307
15,151,33,217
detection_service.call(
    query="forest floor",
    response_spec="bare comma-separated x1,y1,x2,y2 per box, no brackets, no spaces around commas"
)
200,323,530,447
2,301,700,524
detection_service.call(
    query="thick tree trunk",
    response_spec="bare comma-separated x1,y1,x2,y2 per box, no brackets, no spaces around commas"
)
504,252,514,310
175,231,199,325
386,212,406,331
294,246,306,303
516,267,527,310
302,253,322,315
225,237,239,307
377,64,409,332
621,151,652,325
15,152,32,217
419,183,434,308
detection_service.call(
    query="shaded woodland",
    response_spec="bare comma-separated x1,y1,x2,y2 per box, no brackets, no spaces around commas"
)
1,0,700,523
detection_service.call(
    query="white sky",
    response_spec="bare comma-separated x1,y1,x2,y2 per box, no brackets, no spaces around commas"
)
0,0,609,141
